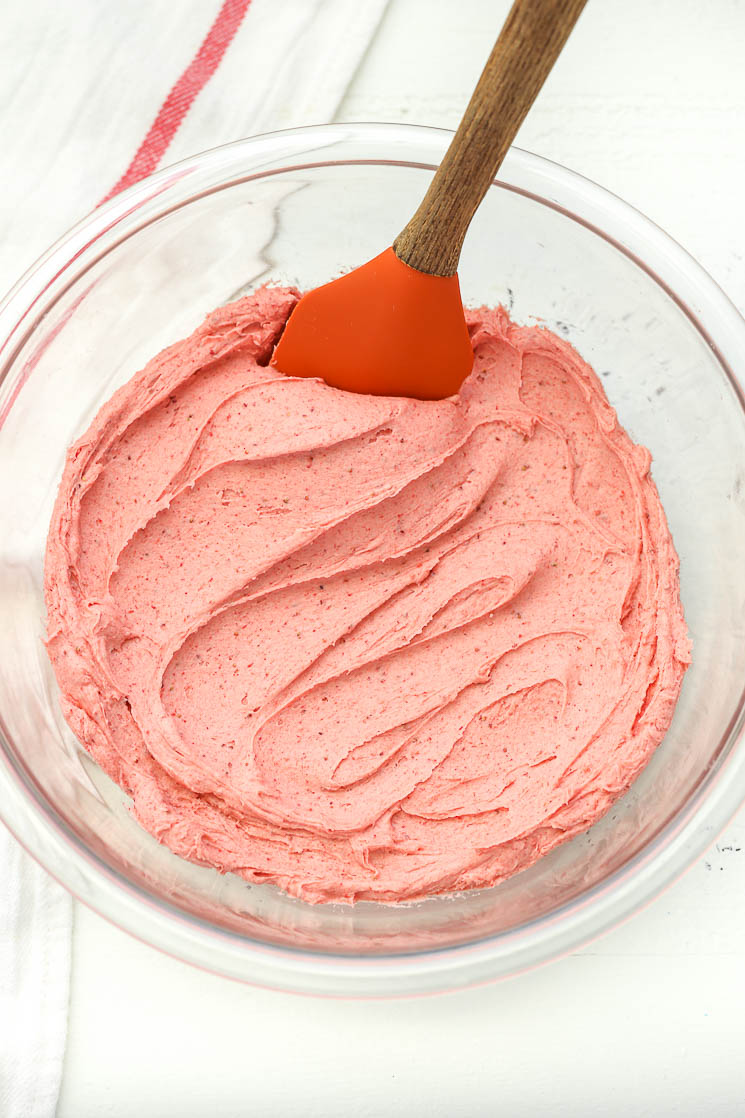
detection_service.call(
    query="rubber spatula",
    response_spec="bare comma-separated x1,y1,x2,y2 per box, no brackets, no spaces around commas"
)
272,0,587,399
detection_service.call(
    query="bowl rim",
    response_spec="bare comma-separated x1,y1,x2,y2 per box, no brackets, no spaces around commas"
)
2,121,745,997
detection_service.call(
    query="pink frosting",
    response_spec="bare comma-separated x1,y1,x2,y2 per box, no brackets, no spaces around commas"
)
44,288,690,904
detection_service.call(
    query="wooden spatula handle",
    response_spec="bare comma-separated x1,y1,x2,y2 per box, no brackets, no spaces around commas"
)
393,0,587,277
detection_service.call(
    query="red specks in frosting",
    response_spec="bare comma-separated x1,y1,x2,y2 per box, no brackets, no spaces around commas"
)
44,289,690,904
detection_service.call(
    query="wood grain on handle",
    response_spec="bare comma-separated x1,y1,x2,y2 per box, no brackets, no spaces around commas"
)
393,0,587,276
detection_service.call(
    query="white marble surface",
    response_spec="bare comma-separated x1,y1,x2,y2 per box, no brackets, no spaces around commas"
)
8,0,745,1113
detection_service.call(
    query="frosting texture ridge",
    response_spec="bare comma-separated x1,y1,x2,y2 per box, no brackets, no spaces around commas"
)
45,288,690,903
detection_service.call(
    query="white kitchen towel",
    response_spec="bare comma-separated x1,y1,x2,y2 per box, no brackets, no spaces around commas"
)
0,829,71,1118
1,0,389,296
0,1,388,1114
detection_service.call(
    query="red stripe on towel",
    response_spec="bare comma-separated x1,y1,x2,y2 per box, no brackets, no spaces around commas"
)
101,0,251,203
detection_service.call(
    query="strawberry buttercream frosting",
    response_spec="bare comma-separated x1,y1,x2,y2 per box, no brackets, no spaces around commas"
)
44,288,690,903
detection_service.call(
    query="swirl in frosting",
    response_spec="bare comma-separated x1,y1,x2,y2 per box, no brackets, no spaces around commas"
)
44,287,690,903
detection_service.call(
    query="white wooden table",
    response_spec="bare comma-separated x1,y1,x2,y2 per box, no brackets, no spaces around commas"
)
8,1,745,1113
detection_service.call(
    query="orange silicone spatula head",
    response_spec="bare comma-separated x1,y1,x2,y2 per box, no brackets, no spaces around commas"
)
272,0,587,399
272,248,473,400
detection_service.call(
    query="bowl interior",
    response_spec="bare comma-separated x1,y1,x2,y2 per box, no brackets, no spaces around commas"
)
1,130,745,964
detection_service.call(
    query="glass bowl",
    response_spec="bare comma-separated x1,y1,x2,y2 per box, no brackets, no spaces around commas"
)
2,123,745,997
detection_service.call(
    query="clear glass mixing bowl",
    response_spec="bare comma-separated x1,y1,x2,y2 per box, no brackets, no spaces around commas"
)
1,123,745,997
